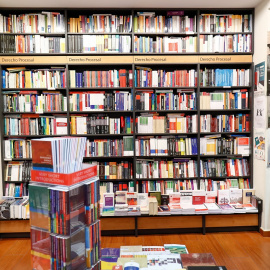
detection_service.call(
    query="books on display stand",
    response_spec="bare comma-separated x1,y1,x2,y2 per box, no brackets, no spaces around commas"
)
29,137,101,270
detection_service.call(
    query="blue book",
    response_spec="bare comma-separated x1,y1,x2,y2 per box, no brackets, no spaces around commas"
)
2,70,6,88
239,114,243,131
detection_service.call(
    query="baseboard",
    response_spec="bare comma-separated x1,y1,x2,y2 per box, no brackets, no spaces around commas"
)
260,228,270,237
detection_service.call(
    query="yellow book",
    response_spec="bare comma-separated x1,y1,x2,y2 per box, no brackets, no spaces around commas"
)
25,71,32,88
206,139,216,155
168,160,174,178
70,116,76,134
176,118,182,133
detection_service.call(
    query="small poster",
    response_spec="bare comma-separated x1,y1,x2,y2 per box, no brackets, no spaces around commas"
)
254,91,266,129
255,61,265,92
254,131,265,160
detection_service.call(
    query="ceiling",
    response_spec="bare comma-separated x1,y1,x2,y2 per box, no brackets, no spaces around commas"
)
0,0,264,8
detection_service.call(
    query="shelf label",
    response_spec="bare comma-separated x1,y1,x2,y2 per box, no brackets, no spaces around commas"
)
67,56,133,64
199,55,252,63
134,55,198,64
0,56,67,64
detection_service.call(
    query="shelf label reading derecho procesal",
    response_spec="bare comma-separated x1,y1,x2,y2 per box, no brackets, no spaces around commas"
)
0,56,67,64
67,56,133,64
134,55,198,63
199,55,252,63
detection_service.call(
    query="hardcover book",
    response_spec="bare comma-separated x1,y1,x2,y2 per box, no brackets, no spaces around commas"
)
181,253,216,268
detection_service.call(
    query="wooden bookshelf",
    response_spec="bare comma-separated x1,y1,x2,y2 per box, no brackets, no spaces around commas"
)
0,8,255,235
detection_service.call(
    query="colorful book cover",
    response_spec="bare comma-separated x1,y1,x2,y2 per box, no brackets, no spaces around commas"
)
31,139,54,172
181,253,216,268
29,184,50,230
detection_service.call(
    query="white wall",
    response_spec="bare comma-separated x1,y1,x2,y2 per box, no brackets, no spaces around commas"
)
254,0,270,231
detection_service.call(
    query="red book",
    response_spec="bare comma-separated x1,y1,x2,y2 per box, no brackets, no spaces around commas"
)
192,191,206,204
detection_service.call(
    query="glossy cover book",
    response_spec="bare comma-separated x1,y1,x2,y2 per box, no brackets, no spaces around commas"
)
29,183,50,230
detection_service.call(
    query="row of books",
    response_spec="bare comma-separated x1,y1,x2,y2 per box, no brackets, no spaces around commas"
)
137,114,198,134
5,161,32,182
0,197,29,219
199,68,250,87
200,178,251,191
136,159,198,179
101,189,258,217
134,12,197,33
2,68,66,89
200,136,250,156
200,89,249,110
31,223,101,270
4,139,32,159
0,33,252,54
69,91,133,112
95,161,133,180
3,89,249,113
198,14,252,33
5,182,28,197
84,137,134,157
134,36,197,53
68,14,132,33
200,158,250,177
2,67,250,89
0,12,65,33
134,67,198,87
200,114,250,132
0,12,253,34
140,178,250,194
100,182,136,195
68,34,131,53
135,89,196,111
2,135,249,160
70,115,133,135
199,34,252,53
135,136,197,156
0,35,66,54
3,90,67,113
69,69,133,88
4,115,68,135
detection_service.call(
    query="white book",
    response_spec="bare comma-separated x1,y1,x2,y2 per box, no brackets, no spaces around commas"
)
55,117,67,135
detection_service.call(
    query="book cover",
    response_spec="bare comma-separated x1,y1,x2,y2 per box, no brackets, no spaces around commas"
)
217,189,230,205
229,188,243,204
29,183,50,230
31,139,54,172
104,193,114,207
148,191,161,206
192,190,206,205
181,253,216,268
242,188,255,204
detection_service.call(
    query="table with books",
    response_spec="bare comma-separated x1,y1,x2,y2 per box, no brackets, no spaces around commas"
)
100,244,227,270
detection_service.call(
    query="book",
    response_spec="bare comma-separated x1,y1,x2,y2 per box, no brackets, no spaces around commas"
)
242,188,255,204
181,253,216,268
192,190,206,205
31,137,88,174
217,189,230,205
148,196,158,215
103,193,115,208
148,191,161,206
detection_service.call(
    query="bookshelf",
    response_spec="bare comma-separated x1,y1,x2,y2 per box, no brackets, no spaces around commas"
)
0,7,256,234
